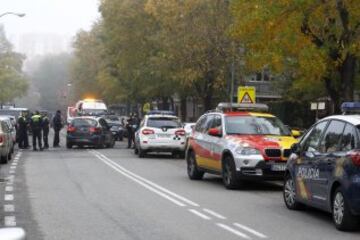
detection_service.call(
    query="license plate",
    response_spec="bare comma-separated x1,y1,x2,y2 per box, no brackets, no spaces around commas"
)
271,164,286,171
157,134,172,138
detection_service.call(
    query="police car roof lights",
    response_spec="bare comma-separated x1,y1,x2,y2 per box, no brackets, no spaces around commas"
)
216,102,269,113
341,102,360,114
147,110,176,116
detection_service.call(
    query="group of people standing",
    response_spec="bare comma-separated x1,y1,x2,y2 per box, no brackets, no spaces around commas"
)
17,110,64,151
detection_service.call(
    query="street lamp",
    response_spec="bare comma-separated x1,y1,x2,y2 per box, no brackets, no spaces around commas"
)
0,12,26,19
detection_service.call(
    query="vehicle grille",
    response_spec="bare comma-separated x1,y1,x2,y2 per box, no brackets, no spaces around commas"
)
283,149,291,158
265,149,281,158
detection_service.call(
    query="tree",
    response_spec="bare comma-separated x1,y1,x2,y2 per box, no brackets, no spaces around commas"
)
0,26,28,106
231,0,360,112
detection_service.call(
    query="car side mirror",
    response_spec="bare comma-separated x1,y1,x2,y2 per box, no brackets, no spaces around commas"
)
208,128,222,137
291,130,301,138
291,143,301,155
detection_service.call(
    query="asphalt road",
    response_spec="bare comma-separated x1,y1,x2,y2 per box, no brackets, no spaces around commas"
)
0,134,359,240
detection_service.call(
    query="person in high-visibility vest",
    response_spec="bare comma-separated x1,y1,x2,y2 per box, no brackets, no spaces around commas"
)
17,112,29,149
42,112,50,149
30,111,43,151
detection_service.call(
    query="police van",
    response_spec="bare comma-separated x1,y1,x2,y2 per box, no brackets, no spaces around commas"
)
284,102,360,231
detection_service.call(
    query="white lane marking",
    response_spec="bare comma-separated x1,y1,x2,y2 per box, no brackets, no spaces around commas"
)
9,170,15,174
5,186,14,192
217,223,251,239
4,204,15,212
203,208,226,220
92,153,186,207
4,216,16,227
11,163,17,166
4,194,14,201
10,166,16,169
189,209,212,220
92,150,199,207
234,223,268,239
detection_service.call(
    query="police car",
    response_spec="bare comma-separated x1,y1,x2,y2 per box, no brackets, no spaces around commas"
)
134,111,186,158
186,103,298,189
284,102,360,231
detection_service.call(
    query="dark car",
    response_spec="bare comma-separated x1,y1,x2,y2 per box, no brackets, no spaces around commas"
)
66,117,115,149
284,115,360,231
103,115,125,141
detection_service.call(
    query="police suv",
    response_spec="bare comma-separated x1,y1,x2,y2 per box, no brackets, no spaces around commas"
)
186,103,298,189
284,102,360,231
134,111,186,158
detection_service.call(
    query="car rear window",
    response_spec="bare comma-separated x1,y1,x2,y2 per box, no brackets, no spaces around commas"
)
72,119,97,127
147,117,181,129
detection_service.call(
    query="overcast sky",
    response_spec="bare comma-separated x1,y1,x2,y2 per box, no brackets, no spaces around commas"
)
1,0,100,55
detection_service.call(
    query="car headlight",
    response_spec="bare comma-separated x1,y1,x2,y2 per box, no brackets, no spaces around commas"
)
235,147,261,156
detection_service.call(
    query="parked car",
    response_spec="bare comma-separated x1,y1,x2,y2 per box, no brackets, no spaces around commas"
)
186,103,299,189
104,115,125,141
284,113,360,231
0,116,17,146
134,112,186,158
66,117,115,149
0,119,14,163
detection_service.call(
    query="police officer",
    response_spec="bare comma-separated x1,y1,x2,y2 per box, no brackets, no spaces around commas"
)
52,110,63,147
17,112,29,149
126,116,134,149
42,112,50,149
30,111,43,151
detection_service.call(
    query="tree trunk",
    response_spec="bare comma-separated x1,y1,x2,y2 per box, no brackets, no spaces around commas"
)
340,54,356,102
180,97,187,121
202,70,215,111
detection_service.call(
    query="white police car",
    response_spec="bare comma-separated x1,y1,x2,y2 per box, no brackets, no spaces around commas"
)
134,111,186,158
284,102,360,231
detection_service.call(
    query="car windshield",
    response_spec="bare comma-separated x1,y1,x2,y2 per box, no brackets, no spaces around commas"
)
147,117,181,129
72,118,97,127
225,116,291,136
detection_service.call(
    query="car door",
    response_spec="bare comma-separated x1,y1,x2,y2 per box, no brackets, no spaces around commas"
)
99,118,112,144
312,120,346,207
192,115,211,168
295,120,329,204
208,114,223,172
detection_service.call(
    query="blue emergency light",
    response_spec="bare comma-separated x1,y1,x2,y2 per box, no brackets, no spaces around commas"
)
341,102,360,114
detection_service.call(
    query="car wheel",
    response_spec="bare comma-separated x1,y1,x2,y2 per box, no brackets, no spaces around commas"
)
138,147,146,158
283,174,303,210
222,155,240,189
0,155,8,164
332,187,359,231
7,151,12,161
66,142,73,149
187,151,204,180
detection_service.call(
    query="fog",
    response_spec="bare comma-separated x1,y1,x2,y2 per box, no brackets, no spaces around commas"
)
1,0,100,56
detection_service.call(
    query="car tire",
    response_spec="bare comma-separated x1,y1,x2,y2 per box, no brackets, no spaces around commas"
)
332,187,359,231
222,155,241,189
134,147,139,155
138,147,146,158
283,174,304,210
66,142,73,149
7,151,12,161
187,151,204,180
0,155,8,164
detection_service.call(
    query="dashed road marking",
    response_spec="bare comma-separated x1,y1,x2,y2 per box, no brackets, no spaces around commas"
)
4,194,14,201
189,209,212,220
234,223,268,239
5,186,13,192
9,170,15,174
203,208,226,220
90,150,268,239
4,216,16,227
217,223,251,239
10,166,16,169
4,204,15,212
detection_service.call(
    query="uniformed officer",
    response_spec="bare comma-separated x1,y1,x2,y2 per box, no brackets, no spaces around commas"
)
30,111,43,151
17,112,29,149
126,115,134,149
42,112,50,149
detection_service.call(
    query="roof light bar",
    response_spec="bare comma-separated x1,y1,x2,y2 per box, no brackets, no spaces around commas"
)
216,102,269,113
147,110,176,116
341,102,360,114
